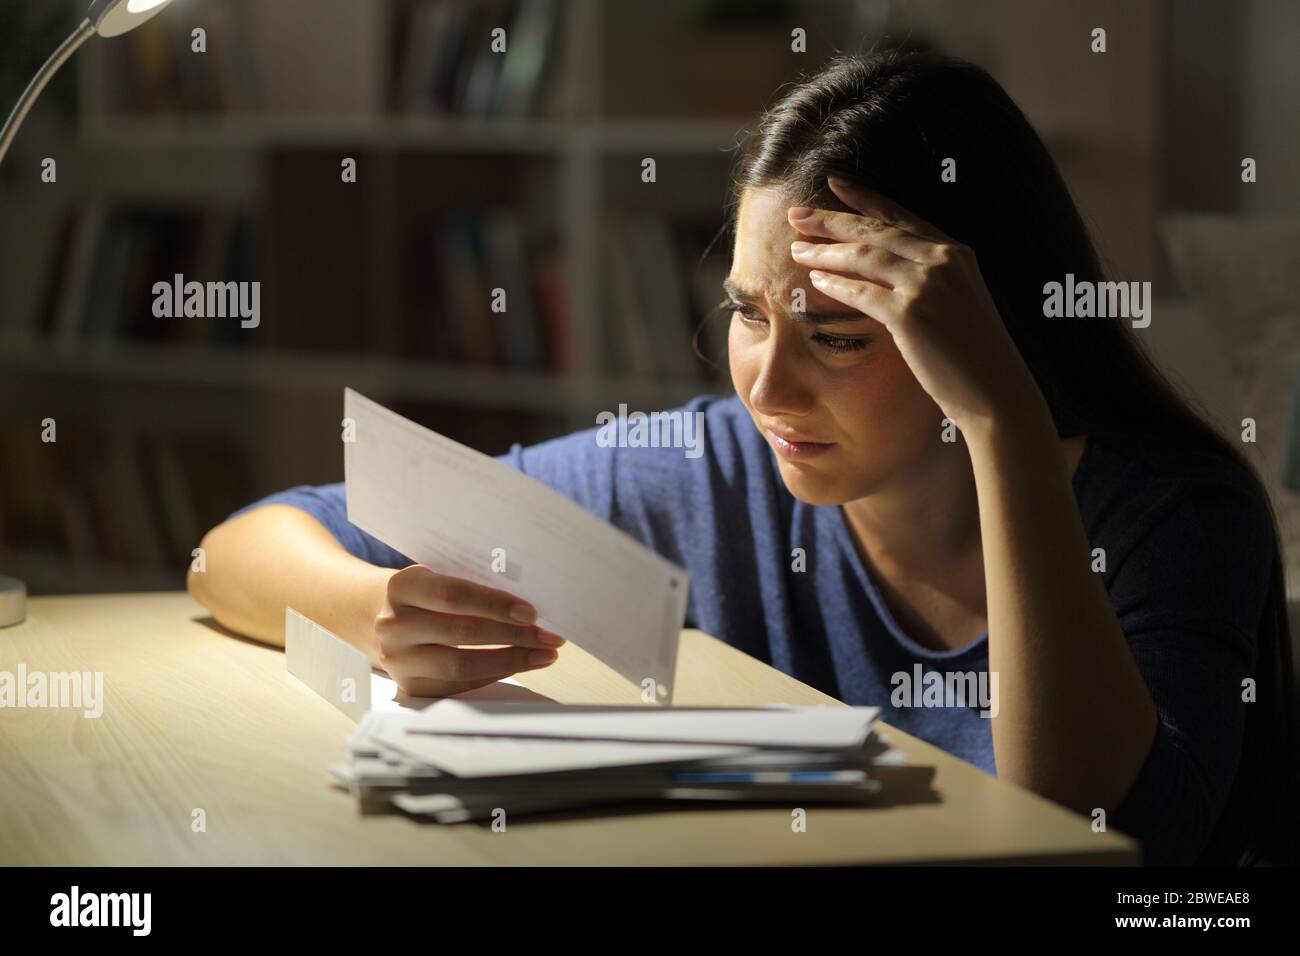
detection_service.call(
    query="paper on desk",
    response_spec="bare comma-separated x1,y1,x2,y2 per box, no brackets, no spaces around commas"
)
391,790,640,822
367,725,755,778
343,387,689,702
389,782,881,823
405,698,881,749
346,711,888,779
286,607,372,721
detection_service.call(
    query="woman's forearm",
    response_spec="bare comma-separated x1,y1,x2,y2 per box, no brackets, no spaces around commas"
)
186,504,392,662
964,404,1158,817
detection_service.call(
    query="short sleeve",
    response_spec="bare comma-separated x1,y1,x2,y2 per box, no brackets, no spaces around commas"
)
227,483,414,569
227,435,627,571
1103,475,1275,865
226,397,729,569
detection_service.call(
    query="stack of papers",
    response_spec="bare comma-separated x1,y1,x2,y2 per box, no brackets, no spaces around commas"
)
328,699,906,823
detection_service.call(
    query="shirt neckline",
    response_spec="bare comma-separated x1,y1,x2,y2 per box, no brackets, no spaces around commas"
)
827,433,1096,660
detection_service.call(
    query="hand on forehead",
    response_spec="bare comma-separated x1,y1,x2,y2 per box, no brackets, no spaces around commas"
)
728,197,887,328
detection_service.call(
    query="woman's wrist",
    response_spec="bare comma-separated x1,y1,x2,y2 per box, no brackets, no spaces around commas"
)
960,387,1058,459
340,560,394,663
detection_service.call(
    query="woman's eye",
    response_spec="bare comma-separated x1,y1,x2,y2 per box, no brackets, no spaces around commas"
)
813,332,869,354
729,302,868,354
730,304,766,325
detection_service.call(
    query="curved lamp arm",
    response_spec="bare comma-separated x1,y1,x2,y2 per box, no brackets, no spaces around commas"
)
0,19,95,167
0,0,176,622
0,0,177,167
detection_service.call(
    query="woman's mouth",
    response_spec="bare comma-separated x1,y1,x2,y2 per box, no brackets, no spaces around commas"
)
765,428,836,460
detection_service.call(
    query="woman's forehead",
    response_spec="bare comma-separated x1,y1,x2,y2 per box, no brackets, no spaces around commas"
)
730,185,847,311
735,185,801,246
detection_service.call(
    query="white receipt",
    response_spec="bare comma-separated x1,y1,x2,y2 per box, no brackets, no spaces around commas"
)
343,388,689,702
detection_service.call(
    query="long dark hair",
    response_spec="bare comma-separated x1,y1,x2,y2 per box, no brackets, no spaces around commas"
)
722,49,1296,865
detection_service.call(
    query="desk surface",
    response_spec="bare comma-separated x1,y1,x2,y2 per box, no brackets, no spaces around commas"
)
0,593,1137,865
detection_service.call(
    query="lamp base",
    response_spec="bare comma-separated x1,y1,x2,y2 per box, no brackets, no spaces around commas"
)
0,575,27,628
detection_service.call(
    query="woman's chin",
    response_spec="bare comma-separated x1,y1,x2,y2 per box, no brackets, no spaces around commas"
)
776,462,854,506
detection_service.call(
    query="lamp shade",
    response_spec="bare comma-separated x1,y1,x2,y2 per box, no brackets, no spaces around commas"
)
87,0,175,38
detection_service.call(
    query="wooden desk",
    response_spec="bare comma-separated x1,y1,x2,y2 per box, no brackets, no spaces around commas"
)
0,593,1138,865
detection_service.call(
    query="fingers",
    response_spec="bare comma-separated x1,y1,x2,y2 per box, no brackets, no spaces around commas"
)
807,270,897,327
378,605,565,652
826,176,955,246
385,643,557,689
790,240,922,290
388,564,537,626
377,567,567,693
392,674,500,699
788,207,937,265
390,663,546,700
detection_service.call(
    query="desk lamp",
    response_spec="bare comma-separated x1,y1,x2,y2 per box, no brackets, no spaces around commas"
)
0,0,175,625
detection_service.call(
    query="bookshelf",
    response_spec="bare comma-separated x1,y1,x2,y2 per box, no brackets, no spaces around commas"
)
56,0,774,399
0,0,1166,594
1,0,862,594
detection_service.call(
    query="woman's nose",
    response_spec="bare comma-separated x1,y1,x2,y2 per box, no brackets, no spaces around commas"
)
749,330,814,419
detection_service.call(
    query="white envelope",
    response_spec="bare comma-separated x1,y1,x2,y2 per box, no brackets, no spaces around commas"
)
404,698,880,749
369,727,755,778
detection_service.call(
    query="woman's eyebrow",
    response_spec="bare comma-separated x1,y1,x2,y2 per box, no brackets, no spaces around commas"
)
722,278,759,303
722,278,867,324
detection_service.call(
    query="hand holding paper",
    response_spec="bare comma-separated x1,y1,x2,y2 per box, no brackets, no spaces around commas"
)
343,389,690,702
373,563,568,697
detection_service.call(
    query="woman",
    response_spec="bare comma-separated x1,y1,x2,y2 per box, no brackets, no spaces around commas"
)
190,51,1295,866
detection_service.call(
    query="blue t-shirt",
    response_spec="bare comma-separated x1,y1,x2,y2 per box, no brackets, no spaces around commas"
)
231,394,1275,865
